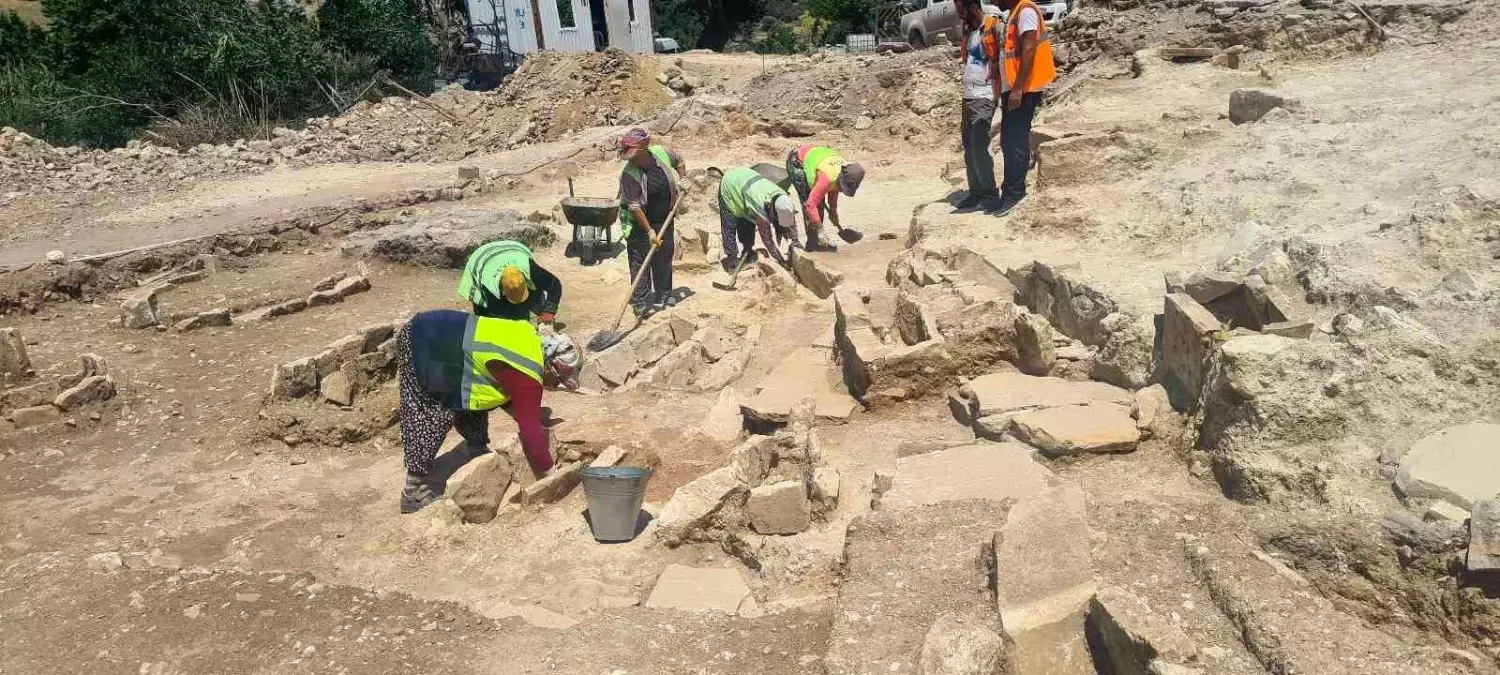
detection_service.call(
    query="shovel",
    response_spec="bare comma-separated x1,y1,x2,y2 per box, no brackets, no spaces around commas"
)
586,198,681,353
711,253,753,291
834,222,864,244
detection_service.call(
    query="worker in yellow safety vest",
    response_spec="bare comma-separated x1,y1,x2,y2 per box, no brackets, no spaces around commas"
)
395,309,550,514
990,0,1056,217
785,145,864,252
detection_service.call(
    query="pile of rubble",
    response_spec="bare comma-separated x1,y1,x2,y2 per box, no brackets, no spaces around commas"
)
1,50,672,199
341,209,556,268
1,330,117,430
654,397,841,548
739,49,962,139
578,311,756,393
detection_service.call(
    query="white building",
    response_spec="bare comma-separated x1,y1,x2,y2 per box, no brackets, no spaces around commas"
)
464,0,655,56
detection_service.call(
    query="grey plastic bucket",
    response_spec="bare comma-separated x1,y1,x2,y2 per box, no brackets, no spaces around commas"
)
581,466,652,542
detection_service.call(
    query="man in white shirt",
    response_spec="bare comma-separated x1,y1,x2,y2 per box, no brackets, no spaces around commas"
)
954,0,1004,213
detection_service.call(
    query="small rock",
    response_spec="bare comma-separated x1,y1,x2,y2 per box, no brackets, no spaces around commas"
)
1466,500,1500,573
320,369,355,406
270,357,318,399
45,250,66,264
332,275,372,298
449,452,514,524
918,613,1005,675
1014,313,1056,376
1229,88,1293,125
54,375,116,411
87,551,125,571
853,115,874,131
10,404,61,429
1424,500,1470,525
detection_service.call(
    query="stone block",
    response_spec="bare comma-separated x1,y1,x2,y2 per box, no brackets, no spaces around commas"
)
627,320,678,366
1467,500,1500,573
307,289,343,307
879,443,1053,510
957,372,1132,423
1424,500,1470,525
270,357,317,399
10,404,60,428
54,375,115,411
520,461,583,505
1379,511,1463,553
1088,586,1199,675
647,340,705,388
996,484,1095,673
1159,293,1222,411
654,466,746,547
1262,321,1314,339
262,298,307,319
645,565,757,615
320,367,355,406
1229,88,1292,124
317,334,367,377
1009,404,1141,457
449,452,514,524
1015,312,1056,376
1183,272,1243,305
812,468,841,512
360,323,396,352
691,323,737,362
1395,423,1500,509
792,250,844,299
591,343,639,386
702,389,744,443
332,275,372,298
747,480,811,535
119,292,161,329
729,435,777,485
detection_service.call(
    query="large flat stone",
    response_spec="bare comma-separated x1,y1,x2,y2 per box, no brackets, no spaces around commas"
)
879,443,1053,511
825,500,1009,675
701,389,744,443
448,452,514,524
742,346,859,426
1395,423,1500,509
645,565,757,615
591,343,639,387
1009,404,1141,457
919,613,1007,675
627,320,678,366
996,483,1094,635
959,372,1132,421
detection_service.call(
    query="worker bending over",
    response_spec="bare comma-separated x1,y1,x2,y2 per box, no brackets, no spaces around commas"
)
785,144,864,252
396,309,550,514
717,166,800,271
458,239,563,330
617,128,688,319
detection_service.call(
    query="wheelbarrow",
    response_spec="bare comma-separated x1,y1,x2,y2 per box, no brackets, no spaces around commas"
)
561,179,618,266
751,162,791,190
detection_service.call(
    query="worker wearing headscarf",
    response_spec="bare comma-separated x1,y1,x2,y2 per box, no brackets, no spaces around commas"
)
458,240,563,328
785,145,865,251
395,309,550,514
617,127,688,319
716,166,799,271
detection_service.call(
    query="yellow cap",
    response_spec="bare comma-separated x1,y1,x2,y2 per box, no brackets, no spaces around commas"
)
501,265,529,304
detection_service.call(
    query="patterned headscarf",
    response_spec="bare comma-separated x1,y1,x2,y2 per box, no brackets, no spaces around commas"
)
618,127,651,157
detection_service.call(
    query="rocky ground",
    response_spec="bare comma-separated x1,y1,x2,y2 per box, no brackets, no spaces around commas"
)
3,0,1499,673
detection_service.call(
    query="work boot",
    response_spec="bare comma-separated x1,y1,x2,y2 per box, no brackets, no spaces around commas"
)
805,237,838,253
400,473,439,514
952,194,985,212
987,194,1026,217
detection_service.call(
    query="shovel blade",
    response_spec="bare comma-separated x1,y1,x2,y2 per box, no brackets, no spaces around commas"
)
837,229,864,244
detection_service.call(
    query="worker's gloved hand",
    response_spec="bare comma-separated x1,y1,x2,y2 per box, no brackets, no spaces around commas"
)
650,233,664,249
536,315,556,337
537,312,556,326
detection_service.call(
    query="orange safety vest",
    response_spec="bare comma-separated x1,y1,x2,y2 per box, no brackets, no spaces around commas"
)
1003,0,1057,94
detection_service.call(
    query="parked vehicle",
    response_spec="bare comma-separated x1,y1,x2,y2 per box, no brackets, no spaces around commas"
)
898,0,1068,49
654,37,682,54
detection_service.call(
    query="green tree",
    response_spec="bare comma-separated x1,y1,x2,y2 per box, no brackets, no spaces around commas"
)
652,0,767,51
754,22,800,54
0,11,45,66
805,0,874,43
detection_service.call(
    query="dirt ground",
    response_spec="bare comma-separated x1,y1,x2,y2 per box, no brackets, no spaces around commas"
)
4,4,1500,673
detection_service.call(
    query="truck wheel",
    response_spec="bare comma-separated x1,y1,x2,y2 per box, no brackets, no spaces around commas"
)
909,29,926,49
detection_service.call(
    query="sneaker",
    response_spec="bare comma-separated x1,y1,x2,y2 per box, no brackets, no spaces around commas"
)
952,194,985,212
400,474,439,514
633,302,663,320
987,195,1026,217
660,293,680,308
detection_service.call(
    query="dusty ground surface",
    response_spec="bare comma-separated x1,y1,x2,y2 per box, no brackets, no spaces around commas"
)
4,2,1500,673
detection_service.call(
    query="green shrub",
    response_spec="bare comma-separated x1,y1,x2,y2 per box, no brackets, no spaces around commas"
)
0,0,437,147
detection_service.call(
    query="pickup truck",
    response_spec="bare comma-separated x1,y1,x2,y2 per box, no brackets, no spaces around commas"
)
898,0,1069,49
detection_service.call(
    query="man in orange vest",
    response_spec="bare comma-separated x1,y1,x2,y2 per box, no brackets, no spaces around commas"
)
992,0,1057,216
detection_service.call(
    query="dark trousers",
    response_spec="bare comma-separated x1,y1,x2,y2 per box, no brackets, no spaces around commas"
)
625,227,674,308
785,150,823,239
962,97,998,199
999,91,1042,203
717,193,759,263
